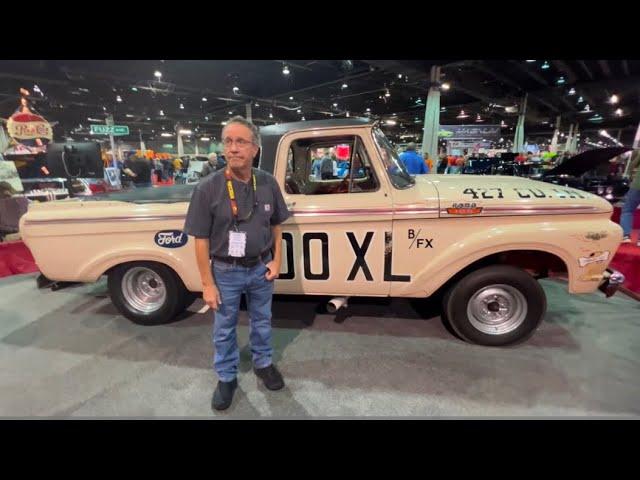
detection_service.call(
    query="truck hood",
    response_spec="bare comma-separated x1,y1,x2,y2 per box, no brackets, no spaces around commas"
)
417,174,612,217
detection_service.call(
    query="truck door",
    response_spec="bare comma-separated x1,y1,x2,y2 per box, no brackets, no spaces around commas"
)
273,127,393,296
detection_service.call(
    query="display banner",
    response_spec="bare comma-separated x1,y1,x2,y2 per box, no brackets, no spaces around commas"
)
439,125,500,139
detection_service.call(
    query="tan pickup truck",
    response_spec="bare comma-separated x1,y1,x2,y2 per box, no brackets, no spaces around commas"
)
20,119,625,346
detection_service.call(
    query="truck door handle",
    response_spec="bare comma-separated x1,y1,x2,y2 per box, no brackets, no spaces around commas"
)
287,201,296,209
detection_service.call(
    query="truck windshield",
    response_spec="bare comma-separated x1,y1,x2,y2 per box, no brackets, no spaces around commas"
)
372,128,415,189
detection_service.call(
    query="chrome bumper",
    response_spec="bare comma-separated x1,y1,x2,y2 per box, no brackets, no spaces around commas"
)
598,269,626,298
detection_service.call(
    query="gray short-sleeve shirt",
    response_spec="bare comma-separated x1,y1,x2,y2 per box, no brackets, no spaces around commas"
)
183,168,291,258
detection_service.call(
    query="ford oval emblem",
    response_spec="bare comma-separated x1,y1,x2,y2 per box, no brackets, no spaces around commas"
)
154,230,188,248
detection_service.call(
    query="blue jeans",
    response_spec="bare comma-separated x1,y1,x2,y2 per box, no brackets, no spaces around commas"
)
212,254,274,382
620,187,640,236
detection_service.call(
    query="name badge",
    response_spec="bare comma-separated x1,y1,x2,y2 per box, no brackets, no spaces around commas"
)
228,230,247,258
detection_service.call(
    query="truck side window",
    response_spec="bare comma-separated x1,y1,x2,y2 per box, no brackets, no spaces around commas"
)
286,136,378,195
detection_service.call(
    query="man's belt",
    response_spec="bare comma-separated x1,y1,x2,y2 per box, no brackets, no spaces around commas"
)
213,250,271,268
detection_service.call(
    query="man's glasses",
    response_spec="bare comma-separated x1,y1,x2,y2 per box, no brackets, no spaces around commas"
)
223,138,254,148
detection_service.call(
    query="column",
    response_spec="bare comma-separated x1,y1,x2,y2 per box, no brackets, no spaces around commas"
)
422,65,441,172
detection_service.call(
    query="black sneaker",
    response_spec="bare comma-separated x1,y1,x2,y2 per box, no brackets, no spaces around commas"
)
254,364,285,391
212,378,238,411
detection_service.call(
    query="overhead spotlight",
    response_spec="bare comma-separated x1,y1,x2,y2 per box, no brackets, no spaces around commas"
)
556,77,565,85
269,113,273,119
385,88,391,97
221,121,227,125
346,112,350,117
126,114,134,118
254,102,260,107
131,87,138,92
160,110,164,116
179,129,192,135
205,116,209,121
228,111,233,115
342,83,348,89
146,117,151,121
526,60,536,62
161,132,173,137
398,74,403,79
154,71,162,78
200,137,210,141
541,61,550,69
282,64,290,75
577,96,584,103
385,120,397,125
289,96,294,100
568,87,576,95
475,114,484,122
202,97,208,102
116,95,122,102
301,116,306,121
333,103,338,107
610,94,619,104
102,106,107,111
457,109,469,119
583,104,591,112
441,83,450,91
441,107,446,112
232,86,239,94
297,109,301,114
615,108,623,116
366,108,371,112
180,103,184,109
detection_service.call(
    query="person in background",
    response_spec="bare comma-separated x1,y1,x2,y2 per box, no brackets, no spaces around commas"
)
173,156,184,184
515,152,528,164
123,153,152,188
423,153,434,174
200,152,221,178
620,150,640,246
399,142,427,175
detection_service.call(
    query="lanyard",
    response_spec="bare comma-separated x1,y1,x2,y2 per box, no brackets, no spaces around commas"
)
224,168,257,227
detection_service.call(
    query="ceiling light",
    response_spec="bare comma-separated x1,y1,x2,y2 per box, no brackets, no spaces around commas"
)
568,87,576,95
556,77,565,85
457,109,469,119
147,117,151,121
297,109,301,114
475,114,484,122
269,113,273,118
282,65,290,75
180,103,184,109
233,86,239,94
366,108,371,112
202,97,207,102
610,94,619,104
255,102,260,107
541,61,550,69
228,111,233,115
385,120,397,125
333,103,338,107
342,83,348,89
126,114,134,118
289,96,294,100
116,95,122,102
398,74,403,79
87,117,101,122
221,121,227,125
385,88,391,97
102,106,107,111
161,133,173,137
615,108,623,116
441,83,450,91
200,137,210,141
131,87,138,92
159,110,164,116
577,96,584,103
526,60,536,63
301,116,306,121
154,71,162,78
346,112,350,117
441,107,446,112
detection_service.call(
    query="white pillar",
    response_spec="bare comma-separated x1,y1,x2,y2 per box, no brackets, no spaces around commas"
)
106,115,118,167
177,125,184,156
550,115,561,153
139,130,146,155
422,65,441,171
245,103,252,122
195,142,199,155
564,124,574,152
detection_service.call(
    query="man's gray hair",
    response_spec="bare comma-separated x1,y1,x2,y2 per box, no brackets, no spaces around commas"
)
223,116,261,146
208,152,218,160
406,142,417,151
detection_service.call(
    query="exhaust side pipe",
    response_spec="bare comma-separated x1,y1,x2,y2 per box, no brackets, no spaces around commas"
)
326,297,349,314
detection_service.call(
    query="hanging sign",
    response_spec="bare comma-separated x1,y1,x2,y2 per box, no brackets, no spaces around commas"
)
7,112,53,142
439,125,500,139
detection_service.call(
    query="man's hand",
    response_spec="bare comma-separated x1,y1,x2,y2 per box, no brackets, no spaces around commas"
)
203,284,222,310
265,260,280,281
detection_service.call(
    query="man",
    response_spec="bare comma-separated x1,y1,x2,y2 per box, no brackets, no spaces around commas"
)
123,153,152,188
621,150,640,246
183,116,291,411
200,152,224,178
399,142,428,175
